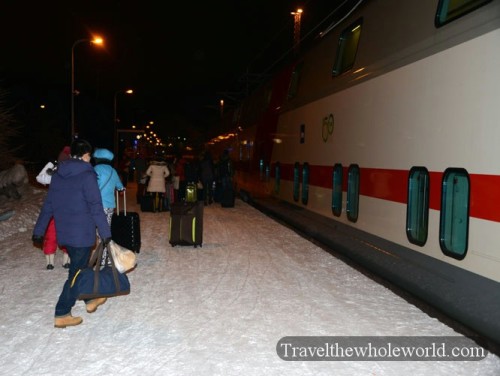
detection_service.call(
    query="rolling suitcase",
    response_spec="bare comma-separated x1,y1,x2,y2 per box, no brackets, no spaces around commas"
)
111,190,141,253
140,193,155,212
221,186,235,208
185,182,197,203
169,201,203,247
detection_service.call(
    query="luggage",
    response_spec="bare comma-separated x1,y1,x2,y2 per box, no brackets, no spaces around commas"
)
221,186,235,208
136,182,147,204
169,201,203,247
213,181,222,203
163,182,175,211
73,241,130,300
111,190,141,253
140,193,155,212
185,182,197,203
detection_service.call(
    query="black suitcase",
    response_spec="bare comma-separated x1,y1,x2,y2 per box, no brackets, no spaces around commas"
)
220,186,235,208
111,191,141,253
169,201,203,247
140,193,155,212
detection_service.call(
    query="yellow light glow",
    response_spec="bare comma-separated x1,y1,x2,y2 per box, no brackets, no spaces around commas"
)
91,37,104,45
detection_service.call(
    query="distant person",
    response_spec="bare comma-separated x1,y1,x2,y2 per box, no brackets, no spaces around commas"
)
200,151,215,205
164,159,176,211
174,154,187,201
134,154,147,185
118,155,130,187
35,146,71,270
32,139,112,328
218,149,233,191
146,157,170,212
57,146,71,164
93,148,125,264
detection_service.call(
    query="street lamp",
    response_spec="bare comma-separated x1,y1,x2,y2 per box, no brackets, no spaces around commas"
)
71,36,104,140
114,89,134,156
291,8,303,55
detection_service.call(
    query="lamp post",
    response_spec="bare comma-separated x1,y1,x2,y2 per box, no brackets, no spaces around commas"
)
291,8,303,55
71,37,104,140
114,89,134,156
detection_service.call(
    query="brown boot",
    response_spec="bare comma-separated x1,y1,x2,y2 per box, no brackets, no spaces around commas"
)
86,297,107,313
54,315,83,328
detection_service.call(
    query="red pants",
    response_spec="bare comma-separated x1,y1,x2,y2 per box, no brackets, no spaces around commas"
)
42,217,67,255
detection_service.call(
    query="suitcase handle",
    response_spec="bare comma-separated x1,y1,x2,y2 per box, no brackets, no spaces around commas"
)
116,189,127,215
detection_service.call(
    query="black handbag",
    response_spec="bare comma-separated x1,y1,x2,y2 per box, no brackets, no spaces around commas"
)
72,241,130,300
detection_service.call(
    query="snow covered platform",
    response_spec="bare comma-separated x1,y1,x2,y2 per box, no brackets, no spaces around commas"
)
0,183,499,375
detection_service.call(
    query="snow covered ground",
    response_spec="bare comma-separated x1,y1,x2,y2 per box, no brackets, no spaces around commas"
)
0,182,499,375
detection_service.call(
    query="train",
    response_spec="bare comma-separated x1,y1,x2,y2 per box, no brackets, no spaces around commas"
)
206,0,500,346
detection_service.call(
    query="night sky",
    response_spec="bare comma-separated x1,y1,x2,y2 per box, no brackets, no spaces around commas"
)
0,0,348,157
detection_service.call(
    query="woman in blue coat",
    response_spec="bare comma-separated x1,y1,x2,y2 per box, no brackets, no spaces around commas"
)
93,148,124,263
32,139,112,328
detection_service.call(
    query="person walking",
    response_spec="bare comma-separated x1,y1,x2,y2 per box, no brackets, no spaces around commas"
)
93,148,124,264
118,155,130,187
32,139,112,328
218,149,234,191
200,151,215,205
146,157,170,212
174,154,187,201
35,145,72,269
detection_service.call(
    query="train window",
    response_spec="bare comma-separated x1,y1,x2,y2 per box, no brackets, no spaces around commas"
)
406,167,430,246
332,163,343,217
435,0,492,27
288,61,304,99
274,162,281,195
293,162,300,202
439,168,470,260
346,164,360,222
332,18,363,77
302,162,309,205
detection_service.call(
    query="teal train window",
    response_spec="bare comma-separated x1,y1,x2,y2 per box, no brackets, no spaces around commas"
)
332,163,343,217
265,164,270,181
332,18,363,77
259,159,264,180
406,167,430,246
274,162,281,194
439,168,470,259
346,164,360,222
302,162,309,205
435,0,492,27
293,162,300,202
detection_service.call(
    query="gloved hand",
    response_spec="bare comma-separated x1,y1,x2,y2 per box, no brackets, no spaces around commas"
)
103,237,112,247
32,234,44,246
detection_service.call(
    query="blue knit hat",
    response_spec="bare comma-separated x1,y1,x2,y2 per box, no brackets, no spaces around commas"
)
93,148,114,161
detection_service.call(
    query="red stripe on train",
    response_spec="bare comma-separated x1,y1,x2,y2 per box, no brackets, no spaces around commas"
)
278,164,500,222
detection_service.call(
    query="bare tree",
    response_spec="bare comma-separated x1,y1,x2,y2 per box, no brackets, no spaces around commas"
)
0,87,22,170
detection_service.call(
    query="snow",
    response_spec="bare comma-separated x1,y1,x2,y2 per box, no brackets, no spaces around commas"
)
1,182,499,376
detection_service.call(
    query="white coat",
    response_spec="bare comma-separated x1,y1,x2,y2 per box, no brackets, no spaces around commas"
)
146,162,170,193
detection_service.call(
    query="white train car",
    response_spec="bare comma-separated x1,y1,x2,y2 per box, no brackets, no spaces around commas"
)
210,0,500,345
